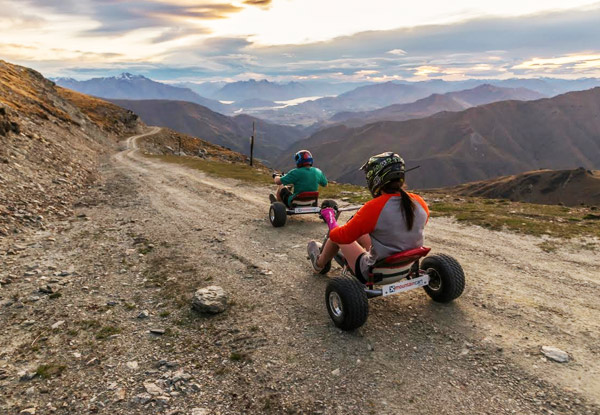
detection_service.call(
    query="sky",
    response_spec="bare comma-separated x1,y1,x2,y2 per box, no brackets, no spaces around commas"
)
1,0,600,83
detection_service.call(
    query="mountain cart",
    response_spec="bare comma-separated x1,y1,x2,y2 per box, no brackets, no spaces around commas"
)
323,243,465,331
269,192,360,227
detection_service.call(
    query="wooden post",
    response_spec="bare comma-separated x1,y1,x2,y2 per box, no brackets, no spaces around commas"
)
178,136,182,156
250,121,255,166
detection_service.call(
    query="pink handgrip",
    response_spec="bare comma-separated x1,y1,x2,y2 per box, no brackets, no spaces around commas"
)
321,208,338,230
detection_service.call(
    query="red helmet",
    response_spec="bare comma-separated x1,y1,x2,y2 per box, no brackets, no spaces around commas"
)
294,150,313,167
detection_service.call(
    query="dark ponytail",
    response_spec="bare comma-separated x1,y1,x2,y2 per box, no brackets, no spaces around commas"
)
381,180,415,230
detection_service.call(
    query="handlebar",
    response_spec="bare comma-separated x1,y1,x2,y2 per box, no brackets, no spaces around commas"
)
271,171,286,178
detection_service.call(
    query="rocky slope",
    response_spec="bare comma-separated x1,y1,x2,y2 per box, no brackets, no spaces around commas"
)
447,167,600,207
0,60,142,237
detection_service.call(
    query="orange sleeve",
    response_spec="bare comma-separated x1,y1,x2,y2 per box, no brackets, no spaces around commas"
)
407,193,429,220
329,195,389,244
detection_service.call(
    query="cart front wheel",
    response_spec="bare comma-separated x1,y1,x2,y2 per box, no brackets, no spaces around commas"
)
325,276,368,330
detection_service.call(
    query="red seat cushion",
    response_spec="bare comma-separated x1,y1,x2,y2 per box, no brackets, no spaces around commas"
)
372,247,431,269
294,191,319,201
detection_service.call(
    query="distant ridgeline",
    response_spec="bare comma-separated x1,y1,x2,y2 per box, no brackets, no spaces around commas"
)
280,87,600,190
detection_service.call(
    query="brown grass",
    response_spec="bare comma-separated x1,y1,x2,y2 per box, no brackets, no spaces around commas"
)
0,60,72,123
425,193,600,239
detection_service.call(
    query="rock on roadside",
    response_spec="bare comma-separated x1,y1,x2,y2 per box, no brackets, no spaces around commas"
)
541,346,570,363
191,286,228,314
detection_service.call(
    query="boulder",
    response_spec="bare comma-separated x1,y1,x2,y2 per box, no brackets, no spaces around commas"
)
192,286,228,314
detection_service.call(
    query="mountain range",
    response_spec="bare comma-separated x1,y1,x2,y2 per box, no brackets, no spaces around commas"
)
328,84,545,127
54,73,600,128
178,79,367,102
246,80,559,126
109,99,305,159
54,74,231,114
281,87,600,189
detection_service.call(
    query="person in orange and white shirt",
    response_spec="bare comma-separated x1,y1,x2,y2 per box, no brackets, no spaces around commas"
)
307,152,429,283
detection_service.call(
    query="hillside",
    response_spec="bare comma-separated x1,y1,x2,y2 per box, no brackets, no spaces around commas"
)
446,168,600,207
331,84,545,127
110,99,305,160
282,87,600,189
54,74,232,114
0,60,142,236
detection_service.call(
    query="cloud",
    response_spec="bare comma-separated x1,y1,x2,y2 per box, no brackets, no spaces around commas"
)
151,27,210,44
8,2,600,82
19,0,242,36
243,0,273,8
0,42,126,63
200,37,252,55
513,54,600,70
243,6,600,81
0,0,47,28
387,49,407,56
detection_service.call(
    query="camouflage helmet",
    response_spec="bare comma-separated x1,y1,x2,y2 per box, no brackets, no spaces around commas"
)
360,152,405,197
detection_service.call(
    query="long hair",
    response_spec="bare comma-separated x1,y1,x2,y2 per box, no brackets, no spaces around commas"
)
381,180,415,230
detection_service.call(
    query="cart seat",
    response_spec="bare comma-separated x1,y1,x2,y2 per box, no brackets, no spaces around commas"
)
380,247,431,267
369,247,431,285
291,191,319,207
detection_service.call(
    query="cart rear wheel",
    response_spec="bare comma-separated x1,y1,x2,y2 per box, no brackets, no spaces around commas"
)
421,254,465,302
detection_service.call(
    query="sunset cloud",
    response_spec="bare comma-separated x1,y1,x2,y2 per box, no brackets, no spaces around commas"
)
243,0,273,7
514,54,600,71
1,1,600,82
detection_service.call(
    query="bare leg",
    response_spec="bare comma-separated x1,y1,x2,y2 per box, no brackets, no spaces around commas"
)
317,238,366,274
357,234,371,250
275,185,284,202
316,238,339,267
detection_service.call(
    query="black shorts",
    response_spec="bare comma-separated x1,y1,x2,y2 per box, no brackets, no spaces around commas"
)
279,186,293,207
354,253,367,283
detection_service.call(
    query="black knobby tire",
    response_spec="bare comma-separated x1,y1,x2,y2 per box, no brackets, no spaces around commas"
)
321,199,338,209
269,202,287,227
421,254,465,303
325,276,368,331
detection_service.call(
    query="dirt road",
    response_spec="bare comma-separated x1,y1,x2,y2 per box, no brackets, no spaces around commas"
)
1,127,599,414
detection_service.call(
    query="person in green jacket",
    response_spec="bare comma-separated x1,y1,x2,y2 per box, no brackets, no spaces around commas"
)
272,150,328,207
